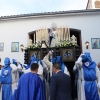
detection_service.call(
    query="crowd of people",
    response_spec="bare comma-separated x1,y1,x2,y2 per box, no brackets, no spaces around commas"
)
0,51,100,100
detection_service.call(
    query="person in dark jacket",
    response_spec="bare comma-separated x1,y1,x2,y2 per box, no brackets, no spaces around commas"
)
50,63,72,100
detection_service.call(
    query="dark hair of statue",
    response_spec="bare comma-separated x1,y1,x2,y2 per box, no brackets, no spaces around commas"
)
31,63,39,71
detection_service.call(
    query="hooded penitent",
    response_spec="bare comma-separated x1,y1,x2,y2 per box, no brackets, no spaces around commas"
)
81,52,99,100
0,57,12,100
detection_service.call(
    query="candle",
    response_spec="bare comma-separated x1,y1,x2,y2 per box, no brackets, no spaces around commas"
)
46,27,48,43
63,26,65,41
36,30,38,42
40,27,42,40
37,30,39,42
68,26,70,41
66,26,68,41
59,27,62,41
62,26,64,41
57,28,60,42
43,28,45,39
65,25,67,41
45,27,47,41
41,27,44,40
39,29,41,41
61,26,63,41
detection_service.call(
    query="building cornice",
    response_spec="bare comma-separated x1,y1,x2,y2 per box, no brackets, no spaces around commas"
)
0,9,100,21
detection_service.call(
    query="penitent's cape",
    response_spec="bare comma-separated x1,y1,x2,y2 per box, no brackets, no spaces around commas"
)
82,52,99,100
12,72,44,100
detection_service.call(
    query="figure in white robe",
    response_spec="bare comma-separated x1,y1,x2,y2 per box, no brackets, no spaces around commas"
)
43,52,53,77
73,52,100,100
50,31,57,47
41,60,50,100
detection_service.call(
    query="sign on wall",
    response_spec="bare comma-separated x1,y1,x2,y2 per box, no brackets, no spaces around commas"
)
91,38,100,49
0,43,4,52
11,42,19,52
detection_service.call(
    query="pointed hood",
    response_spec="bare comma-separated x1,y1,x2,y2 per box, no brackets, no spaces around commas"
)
82,52,92,63
4,57,10,67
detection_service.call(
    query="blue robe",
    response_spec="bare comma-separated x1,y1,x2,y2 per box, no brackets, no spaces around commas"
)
12,72,44,100
82,52,99,100
0,58,13,100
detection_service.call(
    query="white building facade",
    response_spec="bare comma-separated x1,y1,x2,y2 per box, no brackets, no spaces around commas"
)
0,9,100,64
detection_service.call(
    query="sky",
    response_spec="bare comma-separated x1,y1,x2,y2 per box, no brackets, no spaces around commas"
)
0,0,88,16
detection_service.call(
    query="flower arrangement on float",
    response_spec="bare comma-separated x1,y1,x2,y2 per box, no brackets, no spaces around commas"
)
26,39,78,50
55,40,77,48
26,39,41,50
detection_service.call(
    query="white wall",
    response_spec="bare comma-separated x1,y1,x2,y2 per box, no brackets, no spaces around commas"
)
0,12,100,64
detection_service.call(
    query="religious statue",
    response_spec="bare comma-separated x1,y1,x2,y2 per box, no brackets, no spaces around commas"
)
49,22,57,47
